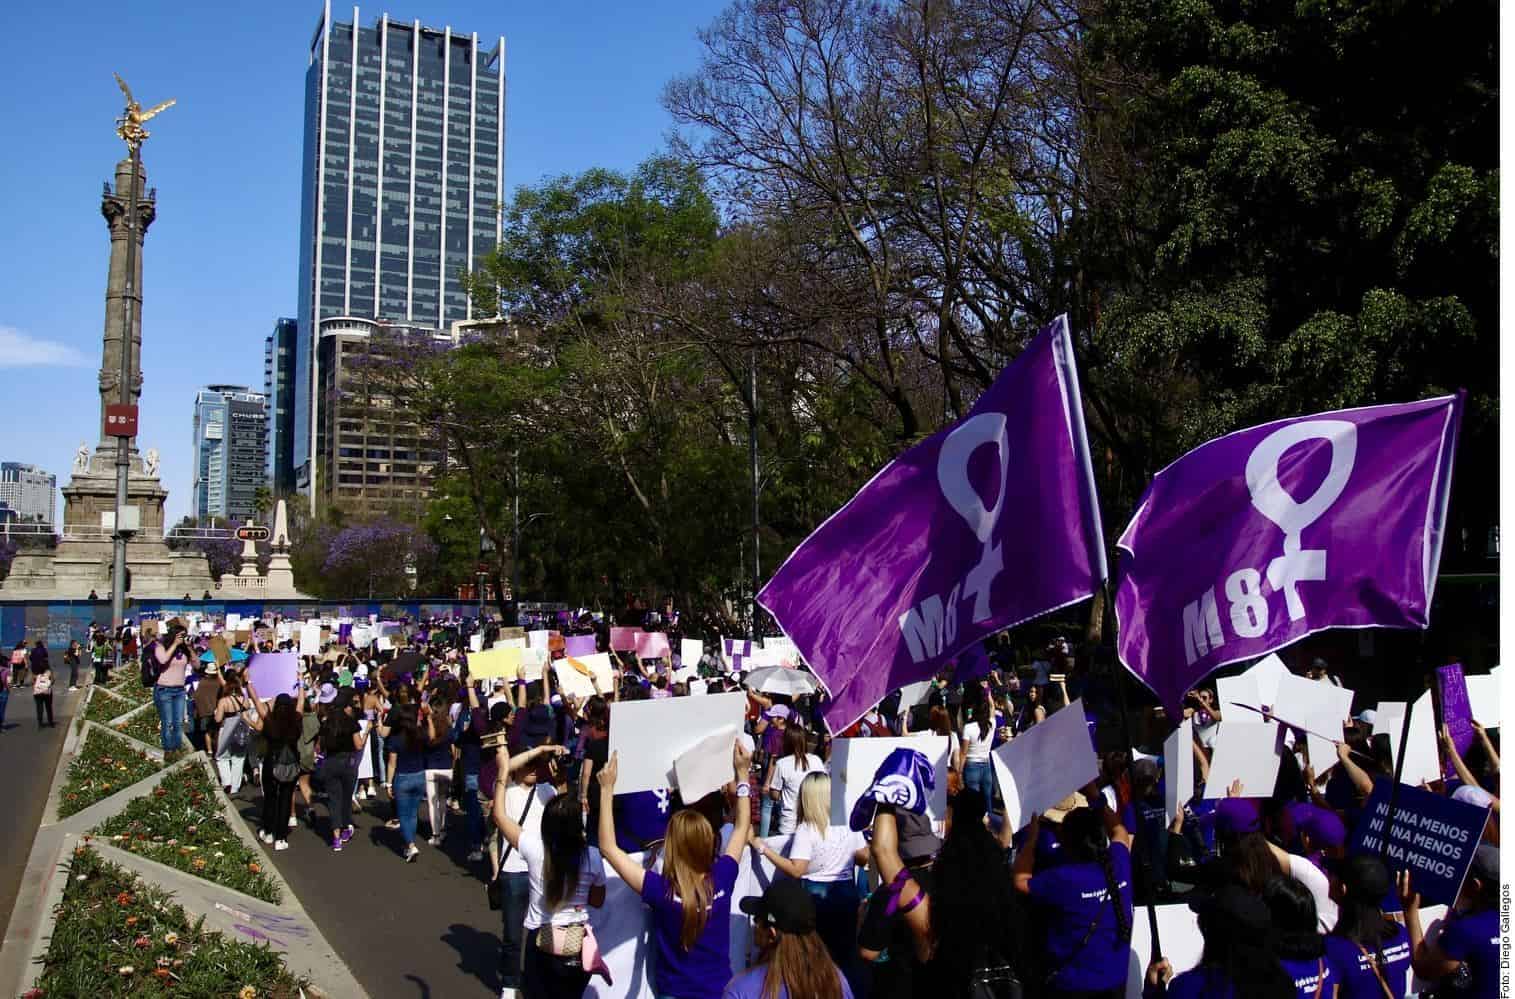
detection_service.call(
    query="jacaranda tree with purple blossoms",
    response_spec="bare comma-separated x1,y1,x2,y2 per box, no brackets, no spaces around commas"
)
319,518,439,599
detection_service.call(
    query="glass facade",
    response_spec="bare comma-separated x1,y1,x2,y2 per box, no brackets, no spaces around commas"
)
294,5,506,503
192,387,268,523
264,318,298,493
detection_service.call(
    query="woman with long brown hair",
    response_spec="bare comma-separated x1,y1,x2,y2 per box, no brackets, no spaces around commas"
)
728,878,851,998
597,738,752,999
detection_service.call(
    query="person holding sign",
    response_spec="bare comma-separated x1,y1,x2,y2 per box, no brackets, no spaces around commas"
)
597,737,753,999
1400,846,1501,999
1325,856,1410,998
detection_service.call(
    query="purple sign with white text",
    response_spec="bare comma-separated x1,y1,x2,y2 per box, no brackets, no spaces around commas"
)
759,317,1106,734
1438,663,1475,781
1115,395,1463,712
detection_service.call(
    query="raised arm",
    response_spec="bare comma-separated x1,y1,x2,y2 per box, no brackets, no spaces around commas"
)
490,746,525,850
871,808,931,945
725,738,754,863
595,752,646,893
1474,722,1500,772
1442,726,1499,813
1336,739,1375,800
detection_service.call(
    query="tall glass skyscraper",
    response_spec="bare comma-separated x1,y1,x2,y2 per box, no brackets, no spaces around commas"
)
192,386,269,524
294,2,506,502
264,318,298,493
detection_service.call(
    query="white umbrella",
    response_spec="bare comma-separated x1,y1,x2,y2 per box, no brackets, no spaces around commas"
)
744,665,820,697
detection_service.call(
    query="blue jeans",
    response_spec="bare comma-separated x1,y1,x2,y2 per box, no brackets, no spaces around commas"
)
759,795,776,837
0,689,8,727
963,760,995,806
463,771,485,849
393,771,426,847
368,727,385,781
499,869,530,988
153,685,187,751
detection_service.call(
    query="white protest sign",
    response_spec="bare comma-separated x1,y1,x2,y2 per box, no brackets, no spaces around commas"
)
688,679,708,695
275,621,293,643
895,681,933,721
1270,672,1355,774
375,634,392,652
608,692,747,794
673,725,740,802
227,613,242,633
1215,653,1290,713
672,665,700,684
1464,673,1500,729
1398,691,1441,787
498,637,526,650
519,644,548,682
350,625,372,650
1124,905,1204,999
1163,717,1193,824
357,721,374,780
469,633,483,653
1203,720,1281,798
553,654,613,699
991,700,1099,830
528,629,551,649
299,622,321,657
680,639,704,669
829,735,951,827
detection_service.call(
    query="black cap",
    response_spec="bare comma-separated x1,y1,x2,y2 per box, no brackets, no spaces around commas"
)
739,878,816,934
1189,883,1270,934
1470,843,1499,884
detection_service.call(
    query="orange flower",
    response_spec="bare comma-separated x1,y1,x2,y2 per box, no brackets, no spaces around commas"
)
115,891,134,906
247,863,260,874
125,916,138,926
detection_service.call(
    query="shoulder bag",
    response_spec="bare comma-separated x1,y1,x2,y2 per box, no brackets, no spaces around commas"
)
486,789,537,910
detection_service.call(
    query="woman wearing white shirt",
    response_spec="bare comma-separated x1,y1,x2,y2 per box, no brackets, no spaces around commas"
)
492,745,606,999
956,697,997,806
764,725,826,835
750,772,868,991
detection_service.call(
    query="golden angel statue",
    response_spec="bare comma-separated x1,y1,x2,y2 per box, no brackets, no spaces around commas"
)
114,73,175,151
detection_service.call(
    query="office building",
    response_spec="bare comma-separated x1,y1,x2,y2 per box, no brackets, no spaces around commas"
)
265,318,298,493
191,386,268,523
0,463,56,527
294,3,507,505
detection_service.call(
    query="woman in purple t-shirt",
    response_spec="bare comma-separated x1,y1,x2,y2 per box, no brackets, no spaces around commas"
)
1324,856,1410,999
597,739,753,999
1013,798,1135,996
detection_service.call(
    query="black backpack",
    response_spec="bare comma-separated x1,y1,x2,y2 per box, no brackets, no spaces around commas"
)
139,647,164,688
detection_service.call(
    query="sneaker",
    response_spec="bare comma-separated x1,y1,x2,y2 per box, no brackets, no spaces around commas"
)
274,840,290,851
427,835,443,847
501,989,520,999
340,826,354,845
68,686,79,692
288,815,298,828
466,848,484,863
331,836,343,853
404,844,420,863
384,819,402,830
257,830,274,845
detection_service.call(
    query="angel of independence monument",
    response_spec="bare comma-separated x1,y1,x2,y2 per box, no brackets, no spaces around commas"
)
1,77,216,604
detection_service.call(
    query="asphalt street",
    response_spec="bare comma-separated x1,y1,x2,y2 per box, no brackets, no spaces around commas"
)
0,683,78,944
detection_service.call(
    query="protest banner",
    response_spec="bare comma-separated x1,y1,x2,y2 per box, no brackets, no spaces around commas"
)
1464,672,1500,729
564,634,597,658
469,646,521,681
722,638,755,669
634,631,671,660
608,692,747,794
1203,720,1282,799
1116,394,1463,712
1163,717,1194,825
1349,780,1488,906
1437,664,1475,779
247,653,300,699
1270,671,1355,774
528,629,551,649
609,627,642,651
679,638,704,669
298,622,321,657
829,735,951,827
991,699,1100,830
759,317,1106,735
673,725,741,802
553,654,614,699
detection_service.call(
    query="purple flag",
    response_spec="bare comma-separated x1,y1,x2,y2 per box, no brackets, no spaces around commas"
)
759,317,1106,734
1438,664,1475,781
850,748,936,831
1115,395,1463,712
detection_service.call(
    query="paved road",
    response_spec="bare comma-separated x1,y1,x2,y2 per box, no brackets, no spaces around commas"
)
0,684,80,944
230,782,502,999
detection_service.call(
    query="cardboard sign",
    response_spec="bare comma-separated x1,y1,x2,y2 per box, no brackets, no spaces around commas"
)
1464,673,1500,729
246,652,300,699
830,734,951,827
299,622,322,657
565,634,598,658
634,631,671,660
608,692,748,793
680,639,705,669
1349,779,1489,906
673,725,741,802
1270,672,1355,774
553,654,614,699
470,646,521,680
1163,717,1194,825
1437,664,1475,779
610,627,642,652
208,636,231,667
1203,719,1282,799
991,700,1100,830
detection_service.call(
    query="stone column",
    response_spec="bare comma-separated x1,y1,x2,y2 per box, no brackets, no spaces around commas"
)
97,157,155,456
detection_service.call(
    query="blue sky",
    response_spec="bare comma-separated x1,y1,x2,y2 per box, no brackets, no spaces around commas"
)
0,0,726,525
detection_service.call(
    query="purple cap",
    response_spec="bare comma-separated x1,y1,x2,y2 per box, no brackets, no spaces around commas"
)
1289,802,1346,849
1214,797,1262,837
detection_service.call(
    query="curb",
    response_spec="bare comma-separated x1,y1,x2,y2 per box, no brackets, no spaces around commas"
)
41,721,165,828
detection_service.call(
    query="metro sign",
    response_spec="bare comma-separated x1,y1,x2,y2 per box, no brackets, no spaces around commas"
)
104,404,138,437
236,526,271,542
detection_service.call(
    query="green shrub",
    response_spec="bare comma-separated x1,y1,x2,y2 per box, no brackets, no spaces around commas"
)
27,846,307,998
58,730,162,819
92,764,281,904
82,689,138,727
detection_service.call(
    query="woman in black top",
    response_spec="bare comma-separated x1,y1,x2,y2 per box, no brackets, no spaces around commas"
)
320,690,370,851
31,655,54,727
256,691,305,851
64,641,83,692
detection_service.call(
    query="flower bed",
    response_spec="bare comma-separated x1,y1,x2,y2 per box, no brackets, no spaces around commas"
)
102,671,154,706
27,846,307,998
82,689,138,727
114,704,165,748
92,763,281,904
58,730,163,820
